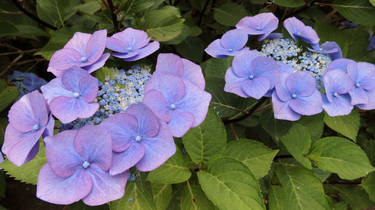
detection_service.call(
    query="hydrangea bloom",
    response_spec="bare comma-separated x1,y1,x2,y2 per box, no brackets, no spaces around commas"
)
236,12,278,41
100,103,175,174
205,29,248,58
8,71,47,96
41,67,99,123
106,28,160,61
37,125,129,205
224,49,280,99
2,91,54,166
283,17,320,47
48,30,109,77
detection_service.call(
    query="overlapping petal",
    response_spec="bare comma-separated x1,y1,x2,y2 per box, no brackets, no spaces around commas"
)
236,12,279,40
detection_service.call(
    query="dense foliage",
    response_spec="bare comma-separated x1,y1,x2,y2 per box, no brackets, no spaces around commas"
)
1,0,375,209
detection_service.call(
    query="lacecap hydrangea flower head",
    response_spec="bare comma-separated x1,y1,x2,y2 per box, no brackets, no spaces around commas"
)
205,12,375,121
2,27,211,206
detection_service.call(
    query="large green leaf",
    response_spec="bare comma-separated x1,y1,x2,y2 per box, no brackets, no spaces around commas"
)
198,158,265,210
268,185,286,210
274,162,330,210
223,139,278,179
324,110,360,141
147,147,192,184
0,80,19,112
308,137,374,180
0,141,46,185
327,185,375,210
272,0,305,8
175,36,206,63
213,2,248,26
280,123,312,169
332,0,375,26
151,183,172,210
361,172,375,202
260,110,292,141
180,181,216,210
371,0,375,7
298,114,324,141
36,0,78,28
182,108,226,166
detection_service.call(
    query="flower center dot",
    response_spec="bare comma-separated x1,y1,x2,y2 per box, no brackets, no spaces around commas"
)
73,92,80,98
82,161,90,169
127,47,133,51
170,104,176,110
32,124,40,131
249,75,254,80
333,92,339,97
228,48,233,52
291,93,297,99
135,135,142,142
80,56,88,63
355,82,361,88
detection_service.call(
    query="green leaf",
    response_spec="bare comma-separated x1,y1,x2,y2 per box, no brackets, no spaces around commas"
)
327,185,375,210
213,2,248,26
75,1,101,15
272,0,305,7
180,181,216,210
308,137,374,180
268,185,286,210
109,175,155,210
223,139,278,179
175,36,206,63
0,21,19,37
36,0,78,28
332,0,375,26
371,0,375,7
274,162,330,210
280,123,312,169
324,110,360,141
198,158,265,210
151,183,172,210
298,114,324,141
0,141,46,185
361,172,375,202
260,110,292,141
0,80,19,112
142,6,185,42
182,108,226,166
147,147,192,184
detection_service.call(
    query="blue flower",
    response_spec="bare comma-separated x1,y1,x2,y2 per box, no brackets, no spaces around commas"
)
205,29,248,58
236,12,279,41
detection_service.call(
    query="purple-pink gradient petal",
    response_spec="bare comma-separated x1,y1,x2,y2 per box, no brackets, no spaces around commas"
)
110,143,145,175
49,97,98,123
289,91,322,115
145,73,186,104
205,29,249,58
182,58,205,89
155,53,184,77
323,70,353,102
285,71,316,97
167,110,194,137
322,93,353,116
283,17,319,45
241,78,270,99
224,67,248,98
272,92,301,121
85,30,107,65
143,90,172,122
126,103,160,138
236,12,279,40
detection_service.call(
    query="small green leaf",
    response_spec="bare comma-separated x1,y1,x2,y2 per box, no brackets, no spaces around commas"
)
298,113,324,141
260,110,292,141
147,147,192,184
272,0,305,7
36,0,78,28
332,0,375,26
213,2,248,26
175,36,206,63
0,21,19,37
223,139,278,179
274,162,330,210
198,158,265,210
309,137,374,180
182,108,226,166
361,172,375,202
180,181,216,210
324,110,360,141
75,1,101,15
0,141,46,185
370,0,375,7
0,80,19,112
280,123,312,169
151,183,172,210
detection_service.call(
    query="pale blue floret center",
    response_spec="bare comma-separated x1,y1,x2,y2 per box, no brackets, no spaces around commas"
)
333,92,339,97
291,93,297,99
228,48,233,52
355,82,361,88
73,92,80,98
127,46,133,51
32,124,40,131
249,75,254,80
82,161,90,169
80,56,88,63
170,104,176,110
135,135,142,142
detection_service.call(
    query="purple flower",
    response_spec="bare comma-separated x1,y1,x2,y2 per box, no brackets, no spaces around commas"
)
224,49,280,99
155,53,205,89
100,103,175,174
37,125,129,206
2,91,54,166
41,67,99,123
309,41,342,60
8,71,47,92
236,12,279,41
143,73,211,137
322,70,354,116
205,29,249,58
106,28,160,61
284,17,320,47
48,30,110,77
272,71,323,121
346,62,375,109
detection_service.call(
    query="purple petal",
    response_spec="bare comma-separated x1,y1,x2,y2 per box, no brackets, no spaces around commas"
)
275,72,292,102
85,30,107,66
322,93,353,116
106,37,128,53
47,48,81,77
37,164,92,205
42,114,55,138
264,33,283,40
205,39,230,58
286,71,316,97
144,73,186,104
64,32,91,55
112,51,139,59
61,67,88,93
168,110,194,137
272,92,301,121
182,58,205,89
224,67,248,98
78,73,98,102
289,90,322,115
177,81,211,127
74,125,112,171
350,62,375,90
112,28,150,50
136,122,175,172
236,13,278,41
326,58,355,72
143,90,172,122
284,17,319,45
110,143,145,175
123,41,160,61
44,130,82,178
349,87,368,105
278,62,294,73
41,78,74,103
100,113,138,152
49,97,98,123
126,103,160,138
242,78,270,99
323,70,353,102
357,89,375,110
83,165,129,206
220,29,248,51
309,41,342,60
232,50,262,77
83,53,110,74
155,53,184,77
251,56,280,87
